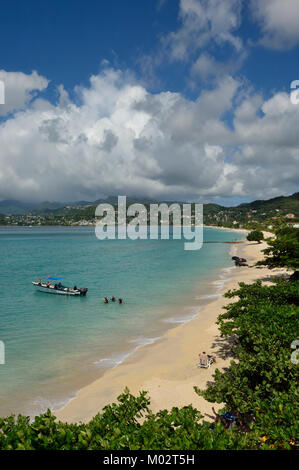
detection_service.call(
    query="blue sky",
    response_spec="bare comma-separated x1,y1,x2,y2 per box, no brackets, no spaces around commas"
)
1,0,298,97
0,0,299,204
0,1,177,92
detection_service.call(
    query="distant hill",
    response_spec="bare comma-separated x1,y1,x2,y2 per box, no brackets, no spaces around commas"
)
203,192,299,226
0,196,157,215
0,199,36,215
239,192,299,213
0,193,298,227
0,199,67,215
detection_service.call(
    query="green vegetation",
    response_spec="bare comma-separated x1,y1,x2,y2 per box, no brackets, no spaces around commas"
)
196,279,299,450
0,225,298,450
0,391,253,450
247,230,264,243
258,226,299,270
204,192,299,229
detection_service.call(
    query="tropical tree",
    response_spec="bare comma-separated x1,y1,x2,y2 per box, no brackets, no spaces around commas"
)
247,230,264,244
257,226,299,270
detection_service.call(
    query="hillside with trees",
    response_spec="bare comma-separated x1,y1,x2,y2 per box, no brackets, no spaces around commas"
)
0,192,298,229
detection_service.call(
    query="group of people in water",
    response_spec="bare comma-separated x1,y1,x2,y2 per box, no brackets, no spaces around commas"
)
103,296,123,304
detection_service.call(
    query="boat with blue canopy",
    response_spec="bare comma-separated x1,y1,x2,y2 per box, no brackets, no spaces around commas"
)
32,276,88,296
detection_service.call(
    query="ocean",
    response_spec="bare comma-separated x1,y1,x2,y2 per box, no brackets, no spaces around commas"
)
0,226,244,417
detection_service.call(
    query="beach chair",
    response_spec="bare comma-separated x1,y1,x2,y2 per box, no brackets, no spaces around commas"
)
197,356,213,369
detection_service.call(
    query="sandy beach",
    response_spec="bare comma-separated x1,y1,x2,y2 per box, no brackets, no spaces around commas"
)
55,231,287,424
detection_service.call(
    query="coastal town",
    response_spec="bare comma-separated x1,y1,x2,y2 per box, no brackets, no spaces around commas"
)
1,193,298,230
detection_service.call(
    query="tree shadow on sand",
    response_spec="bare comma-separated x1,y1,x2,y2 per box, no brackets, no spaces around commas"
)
258,272,290,282
211,335,237,360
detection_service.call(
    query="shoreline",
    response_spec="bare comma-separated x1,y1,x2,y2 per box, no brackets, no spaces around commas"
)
55,230,286,424
48,238,239,417
203,225,249,233
0,224,250,231
51,260,236,416
0,225,245,418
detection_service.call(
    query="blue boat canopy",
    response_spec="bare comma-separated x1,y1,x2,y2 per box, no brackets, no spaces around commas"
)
48,276,64,280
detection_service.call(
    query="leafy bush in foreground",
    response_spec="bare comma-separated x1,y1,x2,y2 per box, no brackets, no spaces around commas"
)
0,389,263,450
196,279,299,450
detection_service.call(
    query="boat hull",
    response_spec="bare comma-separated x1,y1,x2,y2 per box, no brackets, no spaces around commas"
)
32,283,81,296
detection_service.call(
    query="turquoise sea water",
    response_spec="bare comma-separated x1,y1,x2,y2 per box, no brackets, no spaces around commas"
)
0,226,244,417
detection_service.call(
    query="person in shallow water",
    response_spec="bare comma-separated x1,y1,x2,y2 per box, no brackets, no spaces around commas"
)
111,296,115,302
118,298,123,304
103,297,109,304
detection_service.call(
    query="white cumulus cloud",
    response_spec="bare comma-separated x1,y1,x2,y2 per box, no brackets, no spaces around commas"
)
163,0,243,62
251,0,299,50
0,70,49,116
0,67,298,203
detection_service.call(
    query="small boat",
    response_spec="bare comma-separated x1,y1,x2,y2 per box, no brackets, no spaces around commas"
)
32,276,88,296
